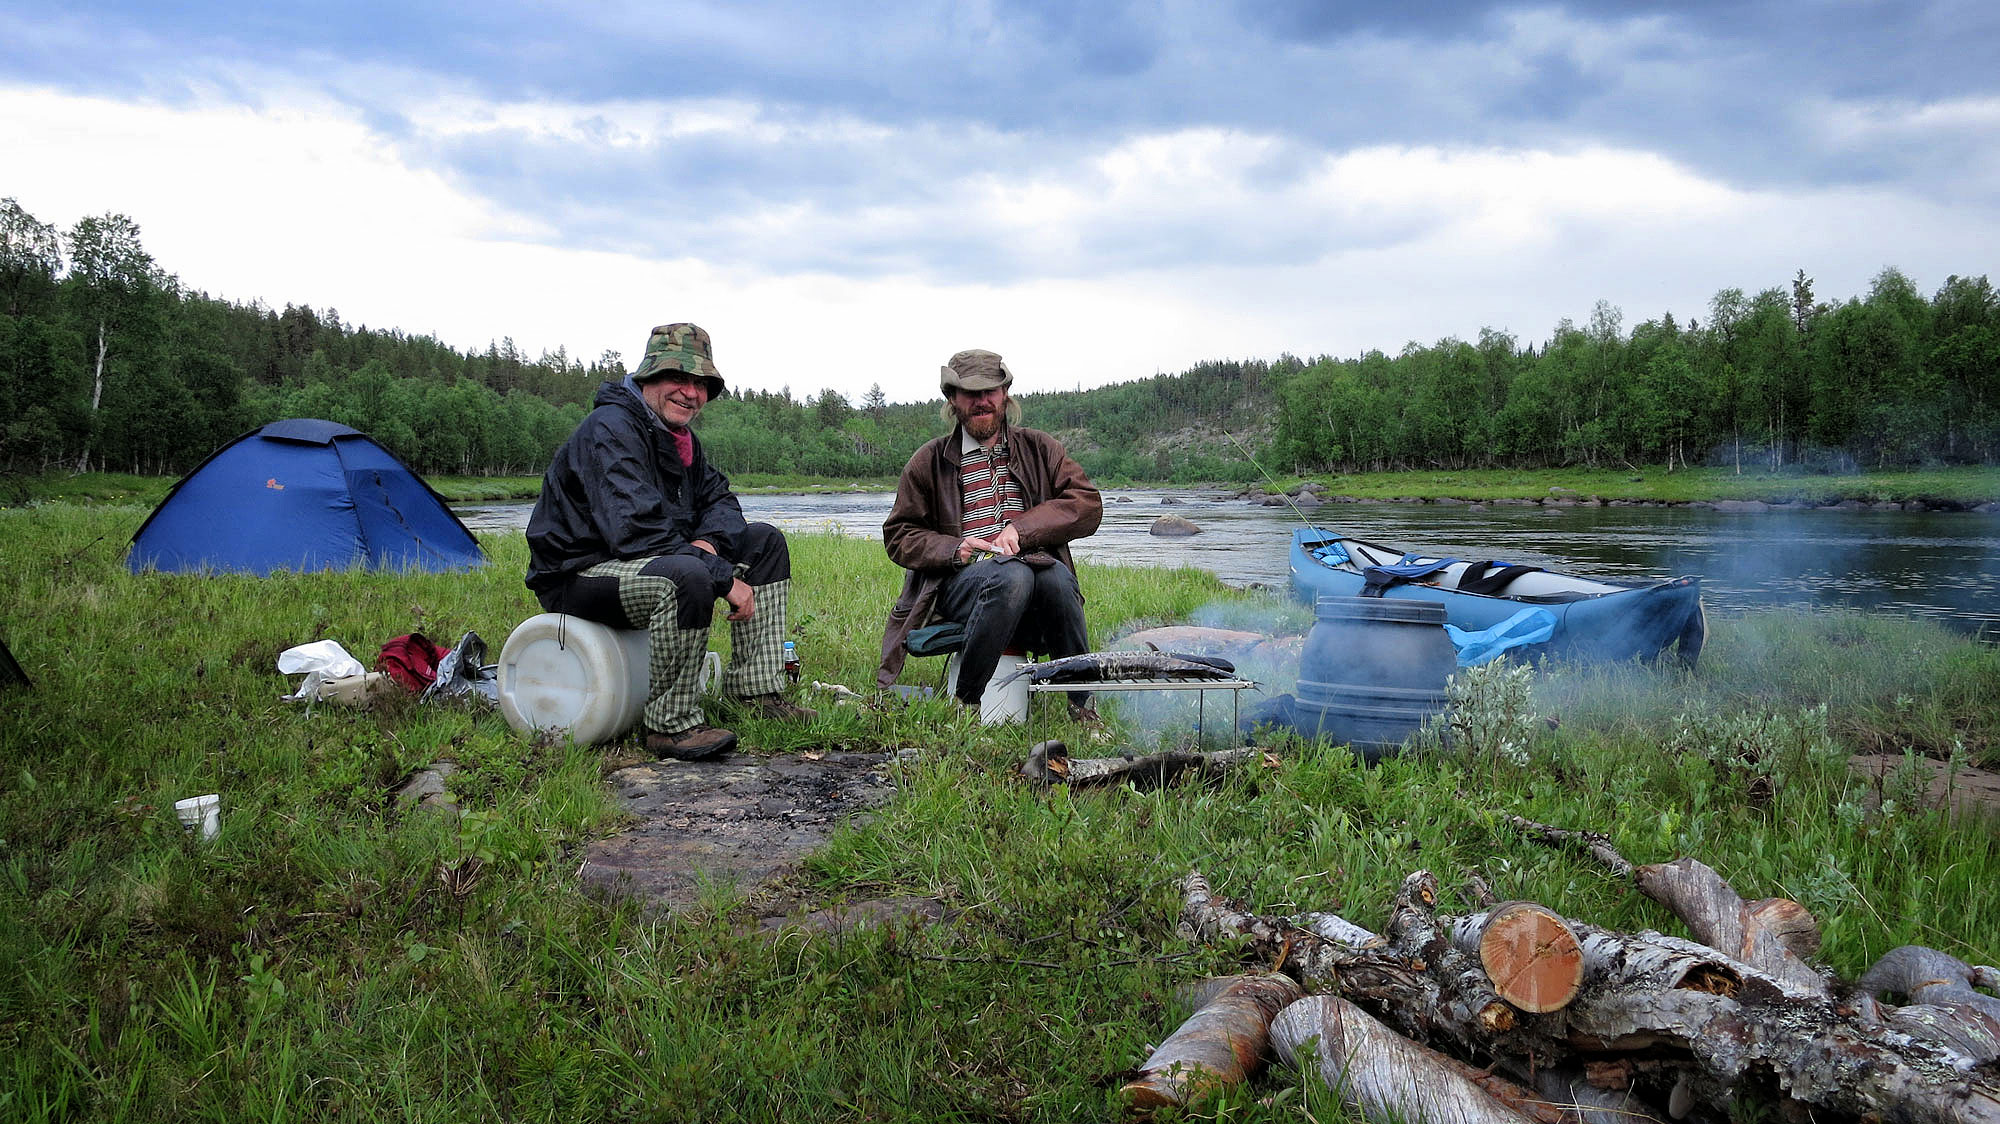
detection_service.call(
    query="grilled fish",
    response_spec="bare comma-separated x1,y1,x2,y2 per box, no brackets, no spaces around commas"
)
993,649,1237,687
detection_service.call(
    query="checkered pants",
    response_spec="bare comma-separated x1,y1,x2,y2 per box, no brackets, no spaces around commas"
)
576,560,791,734
552,524,794,736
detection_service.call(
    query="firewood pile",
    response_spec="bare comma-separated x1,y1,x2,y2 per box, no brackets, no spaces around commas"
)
1134,816,2000,1123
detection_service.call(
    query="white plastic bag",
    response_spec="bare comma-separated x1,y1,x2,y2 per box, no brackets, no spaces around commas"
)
277,640,366,702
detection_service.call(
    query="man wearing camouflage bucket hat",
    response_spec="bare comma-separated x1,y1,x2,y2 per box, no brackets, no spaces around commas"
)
878,348,1103,716
526,322,813,759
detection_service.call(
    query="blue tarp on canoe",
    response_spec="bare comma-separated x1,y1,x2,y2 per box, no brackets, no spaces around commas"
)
1289,527,1705,666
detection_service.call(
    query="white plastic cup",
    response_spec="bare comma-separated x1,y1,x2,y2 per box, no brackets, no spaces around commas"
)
175,794,221,842
699,650,723,694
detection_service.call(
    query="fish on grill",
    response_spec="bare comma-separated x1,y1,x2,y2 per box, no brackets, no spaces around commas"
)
994,649,1238,688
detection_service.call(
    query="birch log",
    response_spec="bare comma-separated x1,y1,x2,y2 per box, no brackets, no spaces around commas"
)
1121,973,1303,1112
1507,815,1829,995
1271,994,1556,1124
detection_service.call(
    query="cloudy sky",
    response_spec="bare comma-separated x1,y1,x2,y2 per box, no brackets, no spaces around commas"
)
4,1,1996,404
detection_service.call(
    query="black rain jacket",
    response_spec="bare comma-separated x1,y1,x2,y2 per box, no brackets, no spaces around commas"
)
525,378,743,599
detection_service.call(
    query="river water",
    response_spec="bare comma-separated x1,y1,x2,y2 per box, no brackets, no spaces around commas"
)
458,489,2000,633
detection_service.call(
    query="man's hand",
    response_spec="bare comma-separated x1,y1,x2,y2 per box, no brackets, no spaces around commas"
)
988,524,1021,556
692,539,718,556
956,524,1020,564
724,578,755,621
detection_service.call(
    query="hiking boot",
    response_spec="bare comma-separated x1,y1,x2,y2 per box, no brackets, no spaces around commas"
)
735,694,819,721
645,725,737,760
1068,702,1105,726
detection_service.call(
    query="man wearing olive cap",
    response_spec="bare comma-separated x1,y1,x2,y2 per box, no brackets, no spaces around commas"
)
879,349,1102,714
527,323,811,760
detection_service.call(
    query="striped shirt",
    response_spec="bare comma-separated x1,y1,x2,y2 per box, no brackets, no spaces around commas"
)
960,430,1024,539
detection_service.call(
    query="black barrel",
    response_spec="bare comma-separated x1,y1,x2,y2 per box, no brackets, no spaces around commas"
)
1294,596,1454,760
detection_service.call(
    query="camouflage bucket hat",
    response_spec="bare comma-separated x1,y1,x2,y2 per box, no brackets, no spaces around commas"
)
940,348,1012,394
633,322,726,397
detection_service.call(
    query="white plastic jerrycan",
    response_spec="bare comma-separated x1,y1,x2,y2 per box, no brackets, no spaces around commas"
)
497,613,649,745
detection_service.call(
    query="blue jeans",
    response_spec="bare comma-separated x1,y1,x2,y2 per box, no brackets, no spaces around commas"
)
934,556,1088,705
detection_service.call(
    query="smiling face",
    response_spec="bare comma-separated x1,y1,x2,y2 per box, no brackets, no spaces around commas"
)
639,370,710,428
949,385,1009,443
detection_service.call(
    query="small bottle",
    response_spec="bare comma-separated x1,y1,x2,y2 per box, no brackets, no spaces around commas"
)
783,640,800,684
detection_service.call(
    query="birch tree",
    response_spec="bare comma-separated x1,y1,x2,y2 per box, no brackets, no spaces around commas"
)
64,213,159,468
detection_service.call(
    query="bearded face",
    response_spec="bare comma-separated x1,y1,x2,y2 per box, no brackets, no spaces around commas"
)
950,387,1008,442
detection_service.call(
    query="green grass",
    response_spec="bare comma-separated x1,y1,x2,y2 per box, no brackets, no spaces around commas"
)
2,502,1998,1121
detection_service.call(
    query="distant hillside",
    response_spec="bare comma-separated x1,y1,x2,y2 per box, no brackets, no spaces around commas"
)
1018,358,1294,484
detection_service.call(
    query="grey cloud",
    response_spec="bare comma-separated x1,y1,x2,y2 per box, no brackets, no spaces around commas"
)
1234,0,1508,41
14,1,1995,176
991,0,1165,77
7,0,1995,284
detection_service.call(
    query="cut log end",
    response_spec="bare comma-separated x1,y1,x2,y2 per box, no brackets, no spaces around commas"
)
1478,902,1585,1014
1746,897,1823,960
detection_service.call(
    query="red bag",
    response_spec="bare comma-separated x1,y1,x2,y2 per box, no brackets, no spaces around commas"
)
377,634,449,693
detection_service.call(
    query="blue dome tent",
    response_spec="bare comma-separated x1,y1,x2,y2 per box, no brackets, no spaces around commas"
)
128,419,487,575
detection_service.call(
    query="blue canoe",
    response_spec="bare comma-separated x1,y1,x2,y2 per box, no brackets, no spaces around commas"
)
1289,528,1706,667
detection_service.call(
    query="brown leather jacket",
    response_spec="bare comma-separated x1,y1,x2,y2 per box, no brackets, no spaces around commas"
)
877,424,1101,686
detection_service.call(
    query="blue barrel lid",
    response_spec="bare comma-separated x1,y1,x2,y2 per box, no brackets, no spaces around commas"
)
1314,595,1448,625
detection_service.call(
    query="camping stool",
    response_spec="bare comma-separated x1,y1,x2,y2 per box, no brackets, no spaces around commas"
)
902,622,1031,724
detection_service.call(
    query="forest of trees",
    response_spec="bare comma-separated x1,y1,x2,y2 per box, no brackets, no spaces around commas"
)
1268,270,2000,475
4,195,1996,485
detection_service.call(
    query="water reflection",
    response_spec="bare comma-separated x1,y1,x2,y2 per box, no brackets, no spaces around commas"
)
458,490,2000,632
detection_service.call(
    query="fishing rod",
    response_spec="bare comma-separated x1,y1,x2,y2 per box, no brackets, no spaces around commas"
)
1220,428,1325,536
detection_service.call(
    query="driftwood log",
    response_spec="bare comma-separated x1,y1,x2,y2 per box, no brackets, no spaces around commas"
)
1178,867,2000,1123
1857,944,2000,1062
1121,973,1302,1112
1020,741,1261,789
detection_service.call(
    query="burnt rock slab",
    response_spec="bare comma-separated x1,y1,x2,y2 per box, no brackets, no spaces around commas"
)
581,750,899,914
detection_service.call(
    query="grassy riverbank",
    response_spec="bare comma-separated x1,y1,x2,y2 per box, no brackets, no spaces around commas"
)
3,502,1999,1121
11,463,2000,508
1264,464,2000,507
